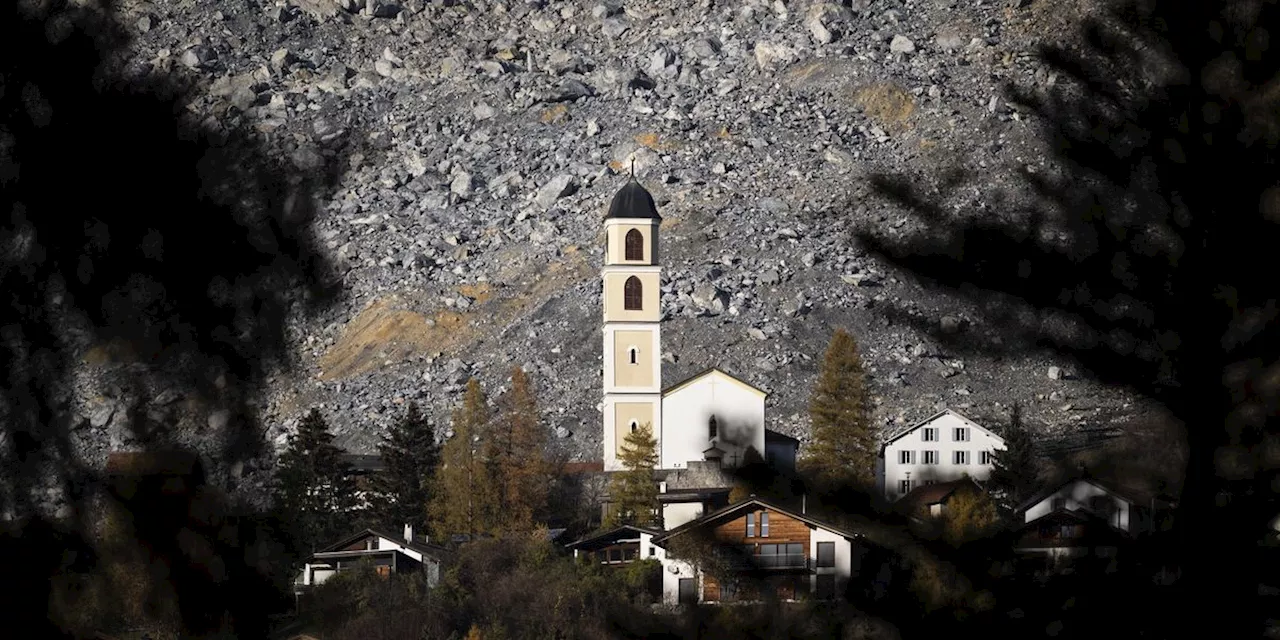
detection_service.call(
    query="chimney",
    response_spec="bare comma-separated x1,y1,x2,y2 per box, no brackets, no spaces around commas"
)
403,523,414,543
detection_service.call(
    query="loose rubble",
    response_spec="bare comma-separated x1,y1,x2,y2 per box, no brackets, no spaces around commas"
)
47,0,1153,511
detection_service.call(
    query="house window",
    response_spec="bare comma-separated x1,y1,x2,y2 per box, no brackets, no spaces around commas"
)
760,511,769,538
628,347,638,364
898,450,915,464
953,451,970,465
921,427,938,441
953,427,970,441
1052,497,1067,511
924,479,937,486
625,228,644,260
709,415,718,439
746,512,756,537
980,450,994,465
624,276,643,310
816,542,835,568
923,450,939,465
815,574,835,599
899,479,911,494
649,547,656,557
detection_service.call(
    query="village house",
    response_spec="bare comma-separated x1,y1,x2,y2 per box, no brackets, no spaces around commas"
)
1011,473,1176,564
565,524,665,566
894,476,988,522
879,409,1006,501
649,497,867,605
295,525,449,590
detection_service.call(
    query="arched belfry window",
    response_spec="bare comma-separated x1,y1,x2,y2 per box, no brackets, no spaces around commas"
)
630,420,639,433
708,415,718,439
628,347,638,365
624,276,643,310
625,228,644,261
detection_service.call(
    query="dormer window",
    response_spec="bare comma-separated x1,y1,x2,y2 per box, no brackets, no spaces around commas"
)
625,228,644,260
709,415,718,439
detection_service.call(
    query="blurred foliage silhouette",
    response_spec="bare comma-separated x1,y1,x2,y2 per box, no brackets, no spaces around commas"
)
1,0,354,636
860,0,1280,636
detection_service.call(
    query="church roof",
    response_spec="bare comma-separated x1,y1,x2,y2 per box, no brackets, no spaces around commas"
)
605,177,662,221
662,367,767,398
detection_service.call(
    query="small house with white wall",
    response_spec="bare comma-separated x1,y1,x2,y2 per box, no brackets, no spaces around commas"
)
880,409,1005,501
650,498,864,605
295,526,449,589
1016,475,1151,534
565,524,665,566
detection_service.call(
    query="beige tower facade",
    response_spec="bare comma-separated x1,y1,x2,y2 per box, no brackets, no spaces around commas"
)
602,179,663,472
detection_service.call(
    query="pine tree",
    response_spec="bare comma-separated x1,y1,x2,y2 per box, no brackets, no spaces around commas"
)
990,402,1038,515
800,328,878,489
432,378,498,541
272,408,358,554
493,367,550,532
370,401,438,535
606,422,659,528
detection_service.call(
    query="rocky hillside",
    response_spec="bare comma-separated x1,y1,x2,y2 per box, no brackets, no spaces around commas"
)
77,0,1157,487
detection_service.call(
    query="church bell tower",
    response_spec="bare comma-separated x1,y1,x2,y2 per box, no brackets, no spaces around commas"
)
601,177,663,472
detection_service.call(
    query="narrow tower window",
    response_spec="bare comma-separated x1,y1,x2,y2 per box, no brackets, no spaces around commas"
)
625,228,644,260
708,415,718,439
629,347,638,365
624,276,643,310
630,420,638,433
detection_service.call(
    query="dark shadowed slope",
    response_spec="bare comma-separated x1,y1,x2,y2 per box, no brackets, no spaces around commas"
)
860,0,1280,636
1,0,355,635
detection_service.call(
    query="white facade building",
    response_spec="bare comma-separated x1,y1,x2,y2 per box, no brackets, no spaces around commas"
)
661,368,767,470
880,409,1005,501
1020,477,1138,532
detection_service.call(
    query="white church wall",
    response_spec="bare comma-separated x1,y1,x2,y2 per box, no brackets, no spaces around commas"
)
662,502,705,530
882,411,1005,501
661,371,765,470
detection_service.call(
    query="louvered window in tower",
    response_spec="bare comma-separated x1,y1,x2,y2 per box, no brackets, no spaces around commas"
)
625,228,644,260
624,276,643,310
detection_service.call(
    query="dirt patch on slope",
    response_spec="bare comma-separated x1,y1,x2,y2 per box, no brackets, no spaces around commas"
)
318,254,592,380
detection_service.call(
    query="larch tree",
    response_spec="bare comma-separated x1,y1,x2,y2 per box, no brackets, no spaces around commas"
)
801,328,879,489
494,366,550,532
370,401,439,535
941,484,1000,545
990,402,1039,516
432,378,498,541
606,422,659,529
272,408,358,554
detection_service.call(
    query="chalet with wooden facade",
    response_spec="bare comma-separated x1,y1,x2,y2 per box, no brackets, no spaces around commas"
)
295,526,449,590
651,498,863,605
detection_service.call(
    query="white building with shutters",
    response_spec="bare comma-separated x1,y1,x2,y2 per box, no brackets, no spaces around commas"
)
879,409,1006,501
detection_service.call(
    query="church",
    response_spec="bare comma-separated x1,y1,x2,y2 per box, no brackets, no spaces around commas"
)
599,177,798,475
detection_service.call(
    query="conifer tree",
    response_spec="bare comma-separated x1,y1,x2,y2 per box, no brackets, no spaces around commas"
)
370,401,438,535
432,379,498,541
494,367,550,532
990,402,1039,515
606,422,659,528
272,408,358,554
801,328,878,489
